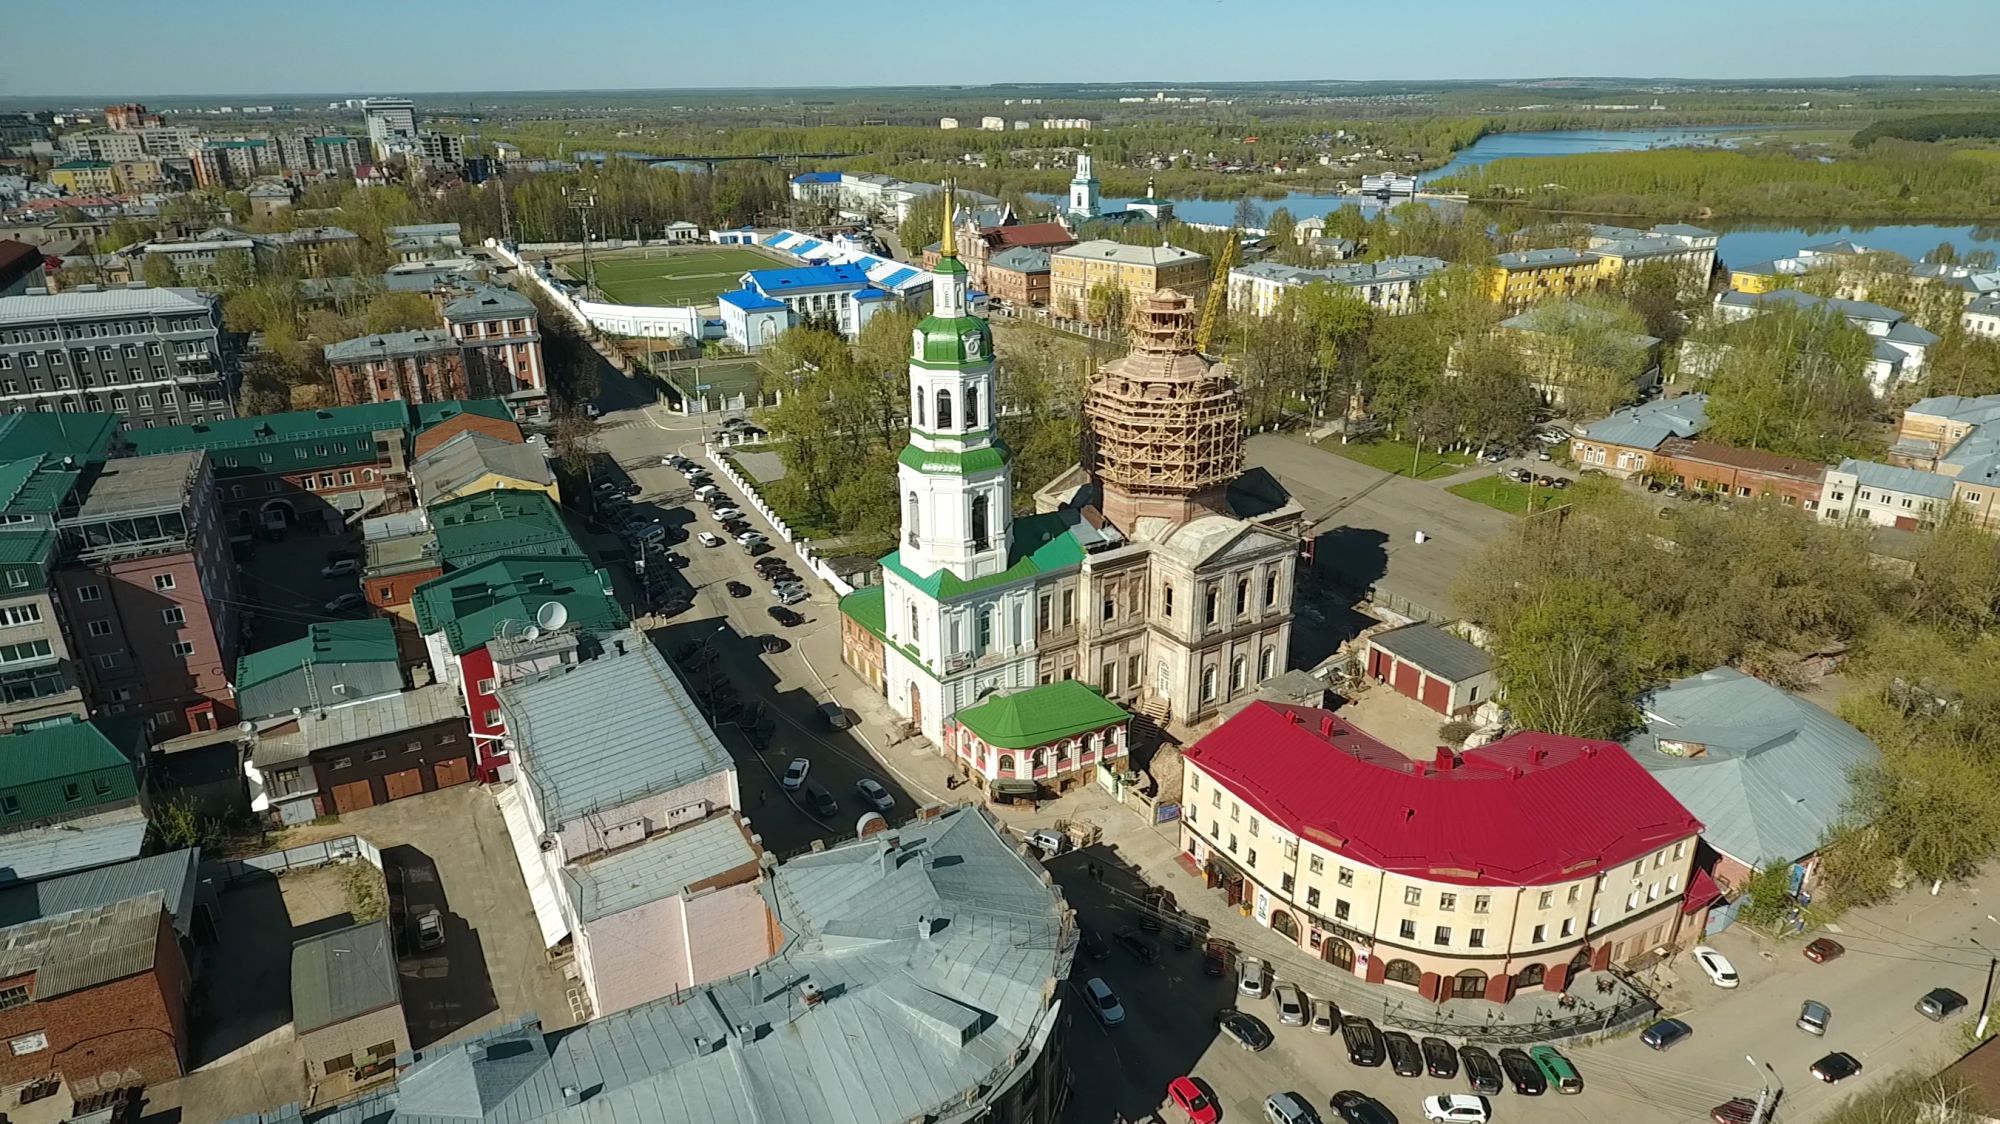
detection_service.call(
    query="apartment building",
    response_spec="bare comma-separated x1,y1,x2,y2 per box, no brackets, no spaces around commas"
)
442,287,545,421
0,426,105,731
1227,255,1449,319
1050,239,1210,321
325,331,463,406
0,286,233,429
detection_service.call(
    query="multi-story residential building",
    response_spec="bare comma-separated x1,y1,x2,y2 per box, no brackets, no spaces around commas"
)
1818,458,1953,530
411,430,555,508
58,125,201,163
923,210,1075,293
413,130,465,168
1228,255,1450,319
384,222,461,262
1705,289,1939,395
985,246,1054,307
1881,393,2000,530
1465,302,1661,410
1484,247,1603,309
139,227,264,279
1967,293,2000,339
1051,239,1210,322
1182,702,1706,1001
50,161,116,195
442,286,546,421
102,104,159,131
361,98,418,160
52,450,241,736
324,330,463,406
266,225,358,274
1567,394,1710,479
1581,223,1718,296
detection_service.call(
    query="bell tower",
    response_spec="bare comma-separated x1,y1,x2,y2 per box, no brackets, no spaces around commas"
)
1068,153,1100,221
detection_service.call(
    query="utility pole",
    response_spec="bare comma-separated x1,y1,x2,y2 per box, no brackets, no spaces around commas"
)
1747,1055,1782,1124
564,186,599,301
1978,945,1998,1039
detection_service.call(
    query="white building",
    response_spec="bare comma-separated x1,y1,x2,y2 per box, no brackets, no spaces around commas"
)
1819,458,1953,530
1965,293,2000,339
1066,153,1101,221
360,97,417,160
717,264,895,350
979,116,1006,132
1711,289,1939,395
1227,256,1451,318
939,117,960,130
1043,118,1093,131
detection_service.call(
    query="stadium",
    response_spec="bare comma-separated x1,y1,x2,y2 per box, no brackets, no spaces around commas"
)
550,244,793,308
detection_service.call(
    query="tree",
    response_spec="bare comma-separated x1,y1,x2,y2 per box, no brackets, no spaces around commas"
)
1698,303,1879,462
1847,745,2000,888
209,247,258,295
550,414,600,479
1512,297,1658,421
1447,337,1540,453
235,351,295,416
1733,861,1798,930
1494,577,1646,738
361,291,442,335
141,253,181,288
1265,207,1296,249
1232,197,1266,230
899,191,948,256
1086,282,1130,334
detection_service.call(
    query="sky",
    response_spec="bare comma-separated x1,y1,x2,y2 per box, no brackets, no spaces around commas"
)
9,0,1995,98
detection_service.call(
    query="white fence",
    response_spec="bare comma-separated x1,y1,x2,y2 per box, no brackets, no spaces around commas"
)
491,239,707,340
209,833,382,884
703,444,860,597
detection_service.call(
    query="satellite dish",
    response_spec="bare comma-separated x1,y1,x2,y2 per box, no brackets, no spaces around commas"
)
523,625,541,641
237,721,254,734
536,602,569,631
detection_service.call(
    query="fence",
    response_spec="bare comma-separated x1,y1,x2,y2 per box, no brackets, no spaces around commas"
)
491,239,705,341
208,834,382,885
703,444,859,597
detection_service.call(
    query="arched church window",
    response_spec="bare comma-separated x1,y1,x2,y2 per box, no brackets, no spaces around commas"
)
935,389,954,432
913,387,926,427
964,385,981,429
907,492,921,549
971,494,991,551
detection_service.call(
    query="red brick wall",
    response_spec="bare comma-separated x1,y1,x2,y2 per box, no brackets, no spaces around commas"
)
0,914,188,1094
366,565,443,612
1657,455,1822,509
331,352,469,407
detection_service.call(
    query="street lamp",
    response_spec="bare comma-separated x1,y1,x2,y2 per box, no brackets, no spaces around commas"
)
1745,1056,1783,1124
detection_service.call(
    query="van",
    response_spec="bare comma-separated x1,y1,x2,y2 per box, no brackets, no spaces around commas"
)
1797,1000,1831,1036
625,523,665,545
693,484,720,502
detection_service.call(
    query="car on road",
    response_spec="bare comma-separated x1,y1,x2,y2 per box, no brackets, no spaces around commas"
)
1383,1031,1424,1077
1237,955,1270,998
725,581,751,598
1920,987,1969,1021
757,634,791,654
1811,1051,1862,1083
1167,1077,1219,1124
781,758,809,791
854,777,894,812
768,606,804,627
1421,1036,1458,1078
1529,1045,1582,1094
1497,1047,1545,1095
1309,999,1338,1034
679,465,709,480
1340,1016,1385,1067
1219,1011,1273,1052
1422,1095,1491,1123
1263,1092,1321,1124
1710,1097,1758,1124
816,701,850,729
1692,944,1740,988
1328,1090,1395,1124
324,592,365,613
737,531,769,546
1079,927,1109,961
1804,938,1845,964
1458,1045,1502,1095
775,585,809,606
1478,450,1504,463
320,558,359,578
712,506,743,521
1641,1017,1694,1050
1083,977,1124,1026
1114,926,1157,964
661,455,689,468
804,782,838,818
1798,999,1831,1036
1274,983,1306,1027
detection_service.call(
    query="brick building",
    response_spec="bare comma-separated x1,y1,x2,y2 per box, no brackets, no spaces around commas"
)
1653,438,1826,510
324,331,465,407
983,247,1053,307
245,683,472,824
442,287,546,422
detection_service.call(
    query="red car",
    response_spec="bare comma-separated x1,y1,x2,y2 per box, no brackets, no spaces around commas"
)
1804,938,1845,963
1168,1076,1220,1124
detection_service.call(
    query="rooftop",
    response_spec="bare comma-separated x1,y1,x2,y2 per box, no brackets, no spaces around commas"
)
1833,457,1956,499
0,847,200,936
562,814,759,922
428,489,577,571
1656,438,1826,482
236,619,399,691
1716,288,1907,324
880,510,1086,602
0,717,137,818
986,246,1052,272
1233,255,1448,288
251,684,467,768
414,432,554,503
1186,702,1702,886
0,891,166,1000
1494,247,1595,269
0,412,118,464
953,681,1129,750
744,263,873,293
501,633,732,827
410,556,624,656
1367,622,1494,683
292,919,399,1034
70,451,202,519
1577,393,1709,451
442,285,535,324
0,285,210,327
1056,239,1207,267
0,811,147,886
323,328,457,365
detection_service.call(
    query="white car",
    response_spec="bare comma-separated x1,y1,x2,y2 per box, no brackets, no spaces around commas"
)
854,778,894,813
1422,1094,1492,1123
781,758,810,791
712,507,743,521
737,531,769,547
1692,945,1740,988
321,558,359,578
1084,977,1125,1026
697,532,723,548
680,465,709,479
1263,1092,1318,1124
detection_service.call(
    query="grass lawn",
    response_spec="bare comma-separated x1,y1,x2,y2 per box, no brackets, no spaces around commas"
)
563,246,786,307
1447,475,1566,516
1320,437,1474,480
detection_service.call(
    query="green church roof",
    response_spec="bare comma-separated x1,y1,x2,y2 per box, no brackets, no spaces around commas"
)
897,441,1009,476
880,511,1084,602
954,681,1130,750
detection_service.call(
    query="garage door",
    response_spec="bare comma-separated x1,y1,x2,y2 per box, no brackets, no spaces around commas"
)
432,758,471,788
384,768,425,801
1392,659,1419,698
1368,647,1387,680
331,779,374,814
1420,675,1450,714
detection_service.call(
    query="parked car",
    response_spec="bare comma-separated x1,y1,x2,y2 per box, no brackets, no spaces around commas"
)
1642,1017,1694,1050
1340,1016,1385,1067
1202,939,1228,978
1219,1011,1273,1052
725,581,751,598
804,782,838,818
320,558,359,578
324,592,365,613
1084,977,1125,1026
1497,1047,1546,1095
1692,944,1740,988
1804,938,1845,964
1529,1045,1582,1094
854,778,894,812
1328,1091,1395,1124
413,908,445,951
1168,1077,1220,1124
1421,1095,1492,1124
736,531,769,547
712,506,744,521
1421,1036,1458,1078
679,465,709,480
1458,1045,1503,1095
1798,999,1831,1036
775,585,809,606
768,606,804,627
1506,466,1532,483
816,701,850,728
1710,1096,1758,1124
1237,956,1270,998
661,454,689,468
1114,927,1157,965
1309,999,1338,1034
1263,1092,1321,1124
1384,1031,1424,1077
1076,927,1111,961
758,635,791,654
1919,987,1969,1021
1025,829,1070,859
1274,983,1307,1027
1811,1051,1862,1083
781,758,810,791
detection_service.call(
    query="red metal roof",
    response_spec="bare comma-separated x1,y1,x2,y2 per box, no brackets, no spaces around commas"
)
1184,702,1702,887
982,222,1076,250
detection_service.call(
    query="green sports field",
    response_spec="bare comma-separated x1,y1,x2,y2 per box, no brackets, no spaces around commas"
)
561,246,786,307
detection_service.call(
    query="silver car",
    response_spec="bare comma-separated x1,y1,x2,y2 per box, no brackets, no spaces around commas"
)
1274,983,1306,1027
1308,998,1337,1034
1798,999,1831,1036
1237,955,1270,999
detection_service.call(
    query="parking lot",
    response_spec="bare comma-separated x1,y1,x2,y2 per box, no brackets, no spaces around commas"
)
234,521,372,650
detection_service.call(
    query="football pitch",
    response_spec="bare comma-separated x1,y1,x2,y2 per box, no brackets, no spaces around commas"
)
564,246,783,307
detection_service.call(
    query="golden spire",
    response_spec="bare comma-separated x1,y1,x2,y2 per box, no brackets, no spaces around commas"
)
940,181,957,259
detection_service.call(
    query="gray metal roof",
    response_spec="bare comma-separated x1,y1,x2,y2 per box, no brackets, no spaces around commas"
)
1578,393,1709,450
0,286,211,326
292,918,401,1034
561,814,758,922
501,633,734,829
1716,288,1906,323
1833,457,1956,500
0,809,147,885
1494,247,1593,268
414,432,555,501
1624,668,1882,868
0,890,165,999
293,805,1070,1124
251,684,468,768
0,846,200,934
1368,622,1493,682
324,328,458,364
443,286,536,323
1234,255,1447,288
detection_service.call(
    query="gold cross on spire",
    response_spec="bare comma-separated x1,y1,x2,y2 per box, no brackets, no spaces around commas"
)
939,181,957,258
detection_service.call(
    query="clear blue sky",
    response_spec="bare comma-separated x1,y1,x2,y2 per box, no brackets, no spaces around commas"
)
10,0,1994,98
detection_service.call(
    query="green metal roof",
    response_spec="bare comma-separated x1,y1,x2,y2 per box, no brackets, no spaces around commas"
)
429,489,581,571
912,314,992,370
897,441,1009,476
838,585,886,641
0,413,117,464
881,511,1084,601
411,556,626,655
235,619,398,691
0,457,86,519
413,399,513,433
55,160,112,170
954,681,1130,750
121,400,516,476
0,717,138,823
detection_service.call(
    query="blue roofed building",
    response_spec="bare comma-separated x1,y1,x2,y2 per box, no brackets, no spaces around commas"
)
1568,393,1710,479
716,264,899,349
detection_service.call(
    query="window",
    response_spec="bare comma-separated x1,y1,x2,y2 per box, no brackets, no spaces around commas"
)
1338,867,1354,887
95,653,120,669
1673,841,1686,860
323,1054,354,1075
171,641,194,656
88,620,111,637
963,384,980,428
1404,886,1422,906
1247,815,1259,837
1434,926,1451,946
331,756,352,770
1335,899,1351,920
1625,891,1640,911
1226,833,1237,853
1265,569,1278,606
1439,893,1456,912
0,604,38,627
1229,656,1245,693
161,607,184,625
1561,918,1575,938
1162,584,1173,617
1531,923,1546,943
476,677,497,695
1200,666,1216,702
1245,848,1257,866
1229,802,1240,823
152,573,175,591
1398,919,1416,941
92,777,111,796
970,494,990,551
1203,585,1218,626
1653,851,1665,869
0,796,14,816
1647,881,1661,902
1538,890,1554,910
368,748,388,762
1280,873,1294,893
1667,874,1680,893
0,987,28,1011
1306,887,1320,907
484,708,502,727
934,389,953,430
1102,596,1116,622
1260,647,1275,680
976,605,994,651
1308,854,1324,874
1469,928,1485,949
61,783,79,803
906,493,920,548
1568,884,1582,904
1235,578,1249,615
1473,894,1490,914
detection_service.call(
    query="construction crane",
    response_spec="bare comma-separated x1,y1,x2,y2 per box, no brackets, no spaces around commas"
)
1195,228,1238,356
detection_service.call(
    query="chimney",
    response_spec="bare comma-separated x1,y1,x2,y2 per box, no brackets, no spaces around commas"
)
1318,715,1334,736
561,1086,582,1107
1410,761,1426,777
1530,748,1549,765
917,914,933,940
800,982,823,1007
1434,747,1458,772
1286,710,1302,725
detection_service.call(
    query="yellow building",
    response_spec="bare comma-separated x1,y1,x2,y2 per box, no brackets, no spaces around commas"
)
50,160,116,195
110,157,165,191
411,431,560,507
1050,239,1210,322
1484,248,1606,309
1726,265,1787,294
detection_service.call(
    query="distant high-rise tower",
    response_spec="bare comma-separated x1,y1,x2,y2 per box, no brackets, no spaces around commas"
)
361,97,417,160
1067,153,1100,221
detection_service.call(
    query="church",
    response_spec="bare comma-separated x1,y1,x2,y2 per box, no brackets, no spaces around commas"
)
838,193,1304,801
